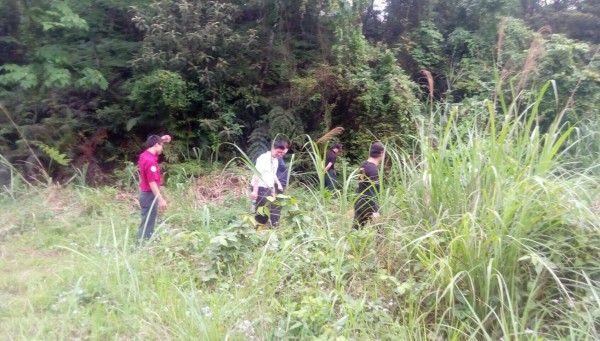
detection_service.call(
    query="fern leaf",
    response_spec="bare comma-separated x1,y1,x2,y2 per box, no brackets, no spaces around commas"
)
247,123,270,162
0,64,38,89
76,68,109,90
268,106,303,139
32,141,71,166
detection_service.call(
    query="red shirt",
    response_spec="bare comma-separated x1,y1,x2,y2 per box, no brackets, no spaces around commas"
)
138,150,161,192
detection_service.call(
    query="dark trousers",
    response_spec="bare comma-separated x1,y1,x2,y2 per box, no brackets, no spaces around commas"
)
255,187,273,227
353,197,376,229
270,187,285,227
324,169,336,191
137,191,158,240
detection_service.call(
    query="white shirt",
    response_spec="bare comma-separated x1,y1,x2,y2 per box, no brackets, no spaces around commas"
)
255,151,278,188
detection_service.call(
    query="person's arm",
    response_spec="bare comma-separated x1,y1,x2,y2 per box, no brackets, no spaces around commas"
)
367,164,380,219
161,135,172,143
250,155,265,200
275,177,283,193
324,162,333,172
371,197,379,219
149,181,167,209
250,174,259,199
277,158,288,189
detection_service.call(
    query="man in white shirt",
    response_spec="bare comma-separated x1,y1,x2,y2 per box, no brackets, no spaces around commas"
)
250,140,287,230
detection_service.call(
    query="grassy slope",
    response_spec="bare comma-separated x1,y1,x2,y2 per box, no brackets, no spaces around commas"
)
1,114,600,340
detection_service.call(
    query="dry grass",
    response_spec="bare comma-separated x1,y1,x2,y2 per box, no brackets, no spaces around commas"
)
316,126,345,144
515,25,551,95
193,170,249,206
114,191,139,211
421,70,434,102
45,184,73,213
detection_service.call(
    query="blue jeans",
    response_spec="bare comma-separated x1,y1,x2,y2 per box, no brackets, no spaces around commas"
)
324,169,336,191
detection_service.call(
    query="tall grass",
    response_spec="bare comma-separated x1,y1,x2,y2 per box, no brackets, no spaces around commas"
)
378,82,600,339
1,84,599,339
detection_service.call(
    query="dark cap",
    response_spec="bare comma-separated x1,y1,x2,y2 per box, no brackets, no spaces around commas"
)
145,135,163,148
369,143,384,157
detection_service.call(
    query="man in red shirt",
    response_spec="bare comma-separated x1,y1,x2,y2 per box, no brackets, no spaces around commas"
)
137,134,171,242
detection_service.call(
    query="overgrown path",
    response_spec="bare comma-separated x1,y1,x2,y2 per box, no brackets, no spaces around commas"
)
1,236,77,337
0,186,145,339
1,152,599,340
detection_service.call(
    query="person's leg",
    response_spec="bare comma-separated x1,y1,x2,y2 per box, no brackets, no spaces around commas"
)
137,192,158,241
255,187,270,230
325,170,335,191
270,187,283,227
352,197,372,229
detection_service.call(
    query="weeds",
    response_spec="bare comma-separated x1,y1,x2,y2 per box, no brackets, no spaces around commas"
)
1,89,600,339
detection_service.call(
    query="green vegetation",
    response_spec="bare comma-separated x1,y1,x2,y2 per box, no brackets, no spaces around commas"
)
1,90,599,338
1,0,599,178
1,0,599,338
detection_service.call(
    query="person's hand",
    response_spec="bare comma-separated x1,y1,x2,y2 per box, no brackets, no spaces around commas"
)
371,212,380,221
251,190,258,200
277,184,283,192
161,135,172,143
158,197,167,210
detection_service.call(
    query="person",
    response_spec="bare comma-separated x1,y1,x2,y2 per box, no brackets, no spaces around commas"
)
250,140,287,230
324,144,342,191
353,142,384,229
270,142,289,227
137,134,171,242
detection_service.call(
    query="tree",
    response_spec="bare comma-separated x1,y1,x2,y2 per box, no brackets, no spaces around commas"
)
0,0,143,182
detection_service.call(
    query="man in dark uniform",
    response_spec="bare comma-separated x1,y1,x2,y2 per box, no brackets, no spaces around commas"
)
353,143,384,229
270,142,289,227
324,144,342,191
137,134,171,242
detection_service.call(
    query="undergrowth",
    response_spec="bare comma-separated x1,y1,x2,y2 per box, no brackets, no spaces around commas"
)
1,89,599,339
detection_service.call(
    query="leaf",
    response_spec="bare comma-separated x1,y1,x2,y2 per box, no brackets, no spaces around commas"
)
36,45,71,65
0,64,38,89
333,315,348,331
289,322,303,330
257,206,270,215
395,282,412,296
126,117,140,131
42,2,89,31
210,235,228,246
199,119,219,131
43,65,71,88
32,141,71,166
200,269,218,282
76,68,109,90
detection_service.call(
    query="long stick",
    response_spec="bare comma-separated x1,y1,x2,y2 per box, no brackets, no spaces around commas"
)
0,103,48,178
